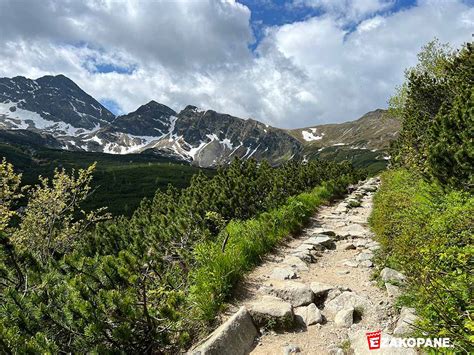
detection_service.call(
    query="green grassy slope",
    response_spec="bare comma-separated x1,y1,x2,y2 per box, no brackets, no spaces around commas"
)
0,143,213,216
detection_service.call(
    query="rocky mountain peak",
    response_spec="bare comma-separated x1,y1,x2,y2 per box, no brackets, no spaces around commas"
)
0,74,399,169
136,100,176,116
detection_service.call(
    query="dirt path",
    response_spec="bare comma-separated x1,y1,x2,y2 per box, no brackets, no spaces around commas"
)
221,177,404,354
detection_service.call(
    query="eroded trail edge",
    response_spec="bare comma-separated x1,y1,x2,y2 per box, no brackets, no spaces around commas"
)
191,178,415,355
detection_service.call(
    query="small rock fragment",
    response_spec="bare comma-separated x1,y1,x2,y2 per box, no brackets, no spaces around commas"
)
283,344,301,354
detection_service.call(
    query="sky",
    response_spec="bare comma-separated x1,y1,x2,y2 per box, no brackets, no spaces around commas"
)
0,0,472,128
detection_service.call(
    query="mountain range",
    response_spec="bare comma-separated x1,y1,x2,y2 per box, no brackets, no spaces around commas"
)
0,74,399,168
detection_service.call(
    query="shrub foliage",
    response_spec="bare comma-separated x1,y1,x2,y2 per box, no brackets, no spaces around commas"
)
370,170,473,351
373,39,473,352
0,157,363,352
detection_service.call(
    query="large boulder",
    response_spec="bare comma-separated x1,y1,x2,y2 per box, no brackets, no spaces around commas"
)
294,303,323,326
380,267,406,284
190,307,258,355
324,291,371,317
261,280,313,307
248,295,294,329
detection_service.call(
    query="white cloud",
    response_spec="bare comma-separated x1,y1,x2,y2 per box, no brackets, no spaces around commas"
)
293,0,395,22
0,0,472,128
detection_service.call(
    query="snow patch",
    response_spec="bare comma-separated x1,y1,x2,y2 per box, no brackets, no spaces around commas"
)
302,127,323,141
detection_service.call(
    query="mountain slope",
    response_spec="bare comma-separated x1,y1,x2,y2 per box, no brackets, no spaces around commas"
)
0,74,399,169
289,109,399,150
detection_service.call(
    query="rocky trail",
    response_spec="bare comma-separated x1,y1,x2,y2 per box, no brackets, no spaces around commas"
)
191,178,417,355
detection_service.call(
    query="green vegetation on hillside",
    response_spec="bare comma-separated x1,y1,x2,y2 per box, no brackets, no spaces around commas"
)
0,157,364,353
309,146,388,174
371,40,473,352
0,143,211,215
371,170,473,350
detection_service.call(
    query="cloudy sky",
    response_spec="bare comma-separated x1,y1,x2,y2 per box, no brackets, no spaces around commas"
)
0,0,472,128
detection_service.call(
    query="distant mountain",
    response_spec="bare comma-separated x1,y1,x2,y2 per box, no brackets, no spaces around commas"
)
0,74,399,169
288,109,399,151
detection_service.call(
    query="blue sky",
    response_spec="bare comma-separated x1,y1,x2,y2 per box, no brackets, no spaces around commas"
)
0,0,473,127
239,0,418,50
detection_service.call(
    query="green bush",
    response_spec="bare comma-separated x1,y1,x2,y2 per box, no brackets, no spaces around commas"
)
370,169,473,351
0,158,363,353
188,177,349,328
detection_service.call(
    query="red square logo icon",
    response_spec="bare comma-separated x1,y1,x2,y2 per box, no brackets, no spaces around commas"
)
366,330,381,350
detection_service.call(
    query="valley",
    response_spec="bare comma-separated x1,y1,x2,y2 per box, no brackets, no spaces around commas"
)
0,141,212,216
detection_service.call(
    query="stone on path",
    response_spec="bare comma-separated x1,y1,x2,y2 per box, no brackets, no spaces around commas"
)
334,307,354,328
305,235,334,249
293,244,314,253
385,283,402,298
310,281,334,297
190,307,258,355
270,267,297,280
311,228,336,237
291,251,313,263
359,260,374,268
343,260,359,268
335,224,368,238
261,280,313,307
380,267,406,284
324,291,371,317
282,256,309,272
338,242,356,250
336,270,350,275
355,252,374,262
393,307,418,336
294,303,323,326
283,344,301,354
248,295,294,329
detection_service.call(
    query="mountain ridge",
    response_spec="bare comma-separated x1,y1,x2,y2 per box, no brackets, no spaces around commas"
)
0,74,399,168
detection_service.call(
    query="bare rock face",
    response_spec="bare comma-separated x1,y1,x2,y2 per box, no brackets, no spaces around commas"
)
334,307,354,328
380,268,406,284
189,307,258,355
248,295,294,329
261,280,313,307
294,303,323,326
